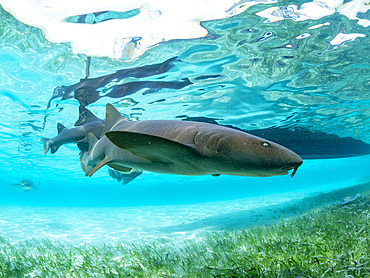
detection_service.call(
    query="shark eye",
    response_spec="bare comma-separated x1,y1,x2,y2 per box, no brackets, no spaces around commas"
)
262,142,270,147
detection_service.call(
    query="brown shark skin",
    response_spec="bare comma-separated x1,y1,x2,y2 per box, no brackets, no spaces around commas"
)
81,104,303,177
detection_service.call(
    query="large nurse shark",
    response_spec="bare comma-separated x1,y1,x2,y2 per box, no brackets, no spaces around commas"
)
80,104,303,178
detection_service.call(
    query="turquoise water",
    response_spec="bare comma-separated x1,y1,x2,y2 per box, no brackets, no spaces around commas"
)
0,2,369,244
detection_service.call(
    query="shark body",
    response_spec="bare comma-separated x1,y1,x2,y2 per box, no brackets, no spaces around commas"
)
11,179,39,191
81,104,303,178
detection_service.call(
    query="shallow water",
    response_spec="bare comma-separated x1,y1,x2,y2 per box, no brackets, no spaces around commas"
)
0,1,369,245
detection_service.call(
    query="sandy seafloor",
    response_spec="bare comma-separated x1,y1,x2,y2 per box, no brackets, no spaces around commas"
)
1,156,369,246
0,185,361,247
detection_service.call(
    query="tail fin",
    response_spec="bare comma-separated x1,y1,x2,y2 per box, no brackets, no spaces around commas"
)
41,138,61,154
41,138,51,155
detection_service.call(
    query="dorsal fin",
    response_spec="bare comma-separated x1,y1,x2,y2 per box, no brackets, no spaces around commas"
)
101,103,127,137
87,132,99,154
75,106,102,126
57,123,67,134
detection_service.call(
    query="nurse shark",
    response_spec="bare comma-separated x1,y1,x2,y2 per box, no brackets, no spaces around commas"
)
11,178,39,191
41,106,104,154
81,104,303,178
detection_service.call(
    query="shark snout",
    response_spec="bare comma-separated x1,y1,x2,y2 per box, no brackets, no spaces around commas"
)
80,160,89,176
281,157,303,177
79,153,92,176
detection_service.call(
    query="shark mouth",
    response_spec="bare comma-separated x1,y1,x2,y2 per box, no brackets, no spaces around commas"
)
281,163,301,178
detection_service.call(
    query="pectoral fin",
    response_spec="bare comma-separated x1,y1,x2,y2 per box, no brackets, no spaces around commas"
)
88,156,112,177
105,131,199,163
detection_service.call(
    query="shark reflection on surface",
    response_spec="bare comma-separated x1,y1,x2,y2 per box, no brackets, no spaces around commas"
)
47,57,191,108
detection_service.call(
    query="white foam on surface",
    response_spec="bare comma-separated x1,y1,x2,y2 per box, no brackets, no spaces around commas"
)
256,0,370,27
329,32,366,46
0,0,277,60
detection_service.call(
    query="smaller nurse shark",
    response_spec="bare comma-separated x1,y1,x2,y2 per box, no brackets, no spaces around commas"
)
41,106,104,154
81,104,303,178
11,178,39,191
41,106,142,185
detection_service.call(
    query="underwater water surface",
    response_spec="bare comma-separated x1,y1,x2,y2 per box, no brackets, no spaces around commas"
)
0,0,369,254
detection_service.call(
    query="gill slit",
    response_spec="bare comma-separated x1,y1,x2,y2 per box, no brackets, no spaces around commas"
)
193,131,199,145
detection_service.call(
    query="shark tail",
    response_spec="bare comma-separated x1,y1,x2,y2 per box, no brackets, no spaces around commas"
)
41,138,61,154
41,138,51,155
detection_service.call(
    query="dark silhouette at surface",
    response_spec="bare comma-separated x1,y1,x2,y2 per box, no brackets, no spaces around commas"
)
177,116,370,159
47,57,191,108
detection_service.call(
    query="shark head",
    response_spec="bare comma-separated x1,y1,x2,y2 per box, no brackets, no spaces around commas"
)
211,132,303,177
80,151,93,176
79,133,108,176
79,133,133,177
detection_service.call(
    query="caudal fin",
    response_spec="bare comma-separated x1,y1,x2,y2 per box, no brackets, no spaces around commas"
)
41,138,51,155
41,138,61,154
